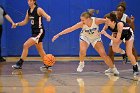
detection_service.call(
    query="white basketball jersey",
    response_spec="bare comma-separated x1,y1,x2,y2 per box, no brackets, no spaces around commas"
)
121,13,128,23
80,17,100,40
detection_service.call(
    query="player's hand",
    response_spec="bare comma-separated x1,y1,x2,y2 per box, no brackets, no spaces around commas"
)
100,30,107,35
130,15,135,22
47,16,51,22
11,23,16,28
12,23,19,28
52,34,60,42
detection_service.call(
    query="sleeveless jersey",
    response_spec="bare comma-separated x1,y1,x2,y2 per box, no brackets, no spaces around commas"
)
121,13,127,23
108,21,132,40
28,6,44,29
80,17,100,40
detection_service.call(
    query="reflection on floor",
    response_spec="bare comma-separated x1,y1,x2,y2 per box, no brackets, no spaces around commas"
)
0,60,139,93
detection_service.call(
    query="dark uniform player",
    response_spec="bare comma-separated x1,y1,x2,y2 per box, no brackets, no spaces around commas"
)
12,0,51,71
0,5,15,62
108,21,133,41
101,12,139,76
28,5,45,43
108,1,137,64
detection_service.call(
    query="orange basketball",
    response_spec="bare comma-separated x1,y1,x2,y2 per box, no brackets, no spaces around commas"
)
43,54,55,66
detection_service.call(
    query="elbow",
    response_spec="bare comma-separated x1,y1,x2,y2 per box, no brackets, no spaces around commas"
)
22,21,28,26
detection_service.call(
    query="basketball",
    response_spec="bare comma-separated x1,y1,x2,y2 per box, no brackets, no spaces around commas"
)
43,54,55,66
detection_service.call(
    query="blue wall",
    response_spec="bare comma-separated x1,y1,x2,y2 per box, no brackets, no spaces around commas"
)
1,0,140,56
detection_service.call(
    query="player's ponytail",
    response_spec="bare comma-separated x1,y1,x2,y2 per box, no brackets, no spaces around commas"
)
87,9,99,16
87,9,94,17
117,1,126,11
81,9,99,19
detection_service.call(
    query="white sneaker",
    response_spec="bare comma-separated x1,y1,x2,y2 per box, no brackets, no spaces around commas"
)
77,62,84,72
105,68,113,73
112,68,119,76
40,64,52,73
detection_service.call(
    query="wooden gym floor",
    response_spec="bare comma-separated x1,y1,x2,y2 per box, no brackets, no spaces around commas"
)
0,57,139,93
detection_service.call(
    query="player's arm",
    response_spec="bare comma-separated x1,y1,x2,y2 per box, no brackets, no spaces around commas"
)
38,7,51,22
95,18,106,25
58,22,82,36
101,23,123,42
100,30,118,41
100,24,108,35
4,15,14,25
2,6,15,26
115,22,123,41
16,11,29,26
52,22,83,42
126,16,135,31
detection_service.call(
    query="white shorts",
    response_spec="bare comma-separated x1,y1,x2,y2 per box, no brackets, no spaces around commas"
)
80,35,102,47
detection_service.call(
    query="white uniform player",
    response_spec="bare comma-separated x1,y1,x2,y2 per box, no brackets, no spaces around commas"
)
80,17,101,47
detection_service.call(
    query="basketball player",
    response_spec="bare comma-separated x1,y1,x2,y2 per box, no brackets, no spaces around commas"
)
12,0,52,71
0,5,15,62
52,9,119,75
101,12,139,76
105,1,139,73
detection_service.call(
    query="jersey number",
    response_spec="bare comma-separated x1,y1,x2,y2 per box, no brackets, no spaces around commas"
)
89,29,94,34
31,20,34,25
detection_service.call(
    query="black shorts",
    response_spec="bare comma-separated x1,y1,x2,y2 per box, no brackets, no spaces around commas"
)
120,29,133,41
31,29,45,43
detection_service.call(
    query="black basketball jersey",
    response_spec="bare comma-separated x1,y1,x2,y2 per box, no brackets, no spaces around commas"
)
108,20,132,40
28,6,44,29
108,20,130,33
